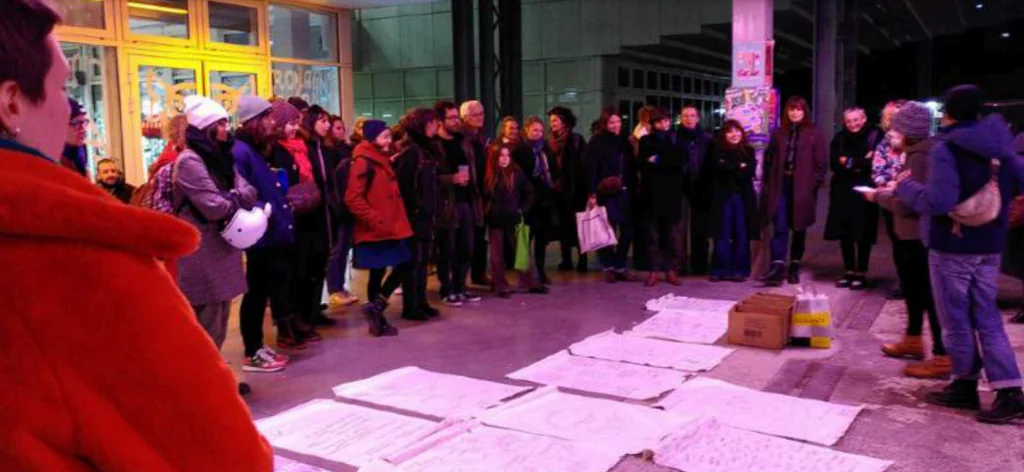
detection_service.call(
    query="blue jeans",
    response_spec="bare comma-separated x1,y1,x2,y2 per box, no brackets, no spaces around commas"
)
929,251,1022,389
712,194,750,277
598,221,633,272
326,219,354,294
770,177,807,263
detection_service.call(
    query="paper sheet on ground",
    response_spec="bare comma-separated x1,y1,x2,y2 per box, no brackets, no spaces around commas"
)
256,399,438,467
274,456,332,472
363,420,624,472
332,366,532,418
569,330,734,371
645,294,736,312
479,387,694,454
654,417,892,472
507,350,690,400
625,309,730,344
655,377,863,446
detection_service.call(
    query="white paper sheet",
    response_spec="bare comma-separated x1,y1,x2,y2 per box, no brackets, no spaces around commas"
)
381,424,624,472
568,330,734,372
332,366,532,419
645,295,736,312
654,417,892,472
625,309,730,345
655,377,863,446
479,387,695,454
274,456,332,472
506,350,690,400
256,399,438,467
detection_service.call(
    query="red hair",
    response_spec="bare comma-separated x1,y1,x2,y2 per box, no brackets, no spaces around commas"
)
485,144,518,193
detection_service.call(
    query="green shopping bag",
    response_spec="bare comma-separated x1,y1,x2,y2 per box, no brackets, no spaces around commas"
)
514,219,531,272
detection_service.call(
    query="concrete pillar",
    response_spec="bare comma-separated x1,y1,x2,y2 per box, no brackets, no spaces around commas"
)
451,0,476,103
498,0,522,121
813,0,838,138
839,0,859,109
732,0,773,48
478,0,496,135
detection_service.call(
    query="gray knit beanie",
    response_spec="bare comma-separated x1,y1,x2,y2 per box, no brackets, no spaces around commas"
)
236,95,272,125
891,101,932,140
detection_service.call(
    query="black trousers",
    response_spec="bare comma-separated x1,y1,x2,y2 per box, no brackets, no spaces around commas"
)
240,245,295,358
402,235,433,310
437,203,475,297
558,202,586,267
295,231,329,325
896,239,946,355
840,240,873,273
882,210,907,280
471,226,488,282
530,210,552,279
690,205,711,274
648,216,682,272
368,263,410,302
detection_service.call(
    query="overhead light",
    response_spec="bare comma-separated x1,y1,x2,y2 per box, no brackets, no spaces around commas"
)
127,2,188,15
1002,32,1011,38
976,3,984,9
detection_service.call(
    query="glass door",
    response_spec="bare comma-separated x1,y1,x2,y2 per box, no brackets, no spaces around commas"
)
205,61,271,127
125,54,203,183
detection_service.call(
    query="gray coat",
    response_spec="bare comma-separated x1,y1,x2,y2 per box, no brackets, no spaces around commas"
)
875,138,934,242
173,149,257,306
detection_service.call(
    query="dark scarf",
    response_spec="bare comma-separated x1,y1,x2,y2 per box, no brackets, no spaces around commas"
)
185,125,235,191
785,126,800,173
62,144,88,176
546,129,568,160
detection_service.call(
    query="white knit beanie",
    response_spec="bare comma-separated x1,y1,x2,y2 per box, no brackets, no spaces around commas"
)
184,95,229,130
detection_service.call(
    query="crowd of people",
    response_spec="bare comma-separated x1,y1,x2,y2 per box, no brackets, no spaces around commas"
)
2,3,1024,470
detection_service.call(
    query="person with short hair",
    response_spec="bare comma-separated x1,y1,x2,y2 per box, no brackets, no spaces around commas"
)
824,107,883,289
547,106,589,273
461,100,492,287
517,116,556,285
0,1,274,468
95,158,135,203
897,85,1024,424
637,108,685,287
62,97,89,177
677,105,713,275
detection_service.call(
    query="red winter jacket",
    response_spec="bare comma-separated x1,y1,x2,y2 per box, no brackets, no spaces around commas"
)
345,141,413,244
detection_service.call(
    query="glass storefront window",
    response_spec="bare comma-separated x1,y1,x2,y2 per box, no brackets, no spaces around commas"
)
272,62,340,114
209,2,257,46
129,0,190,39
269,5,338,61
137,65,198,174
210,70,257,126
58,0,106,30
62,42,117,179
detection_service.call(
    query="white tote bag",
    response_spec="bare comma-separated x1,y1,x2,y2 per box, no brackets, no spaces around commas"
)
576,206,618,254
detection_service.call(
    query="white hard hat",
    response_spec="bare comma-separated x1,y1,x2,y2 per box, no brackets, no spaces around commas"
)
220,203,272,250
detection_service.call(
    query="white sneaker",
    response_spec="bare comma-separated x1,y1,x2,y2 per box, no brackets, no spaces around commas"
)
257,345,289,363
460,292,482,303
442,295,463,307
243,353,285,373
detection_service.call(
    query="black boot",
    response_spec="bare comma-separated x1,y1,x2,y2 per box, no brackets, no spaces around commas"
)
401,306,430,321
276,315,308,350
576,254,589,273
977,388,1024,424
760,262,786,286
362,296,387,337
419,303,440,319
787,261,802,285
925,379,981,410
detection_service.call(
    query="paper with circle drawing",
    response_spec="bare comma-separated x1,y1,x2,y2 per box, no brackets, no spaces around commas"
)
654,417,892,472
644,294,737,312
479,387,695,454
655,377,863,446
568,330,734,372
506,350,690,400
625,309,731,345
366,421,624,472
255,399,438,467
332,366,533,419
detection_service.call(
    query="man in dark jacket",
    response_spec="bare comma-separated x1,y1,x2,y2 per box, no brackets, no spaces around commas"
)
461,100,492,287
677,106,712,274
62,98,89,177
897,85,1024,424
95,159,135,204
638,109,685,286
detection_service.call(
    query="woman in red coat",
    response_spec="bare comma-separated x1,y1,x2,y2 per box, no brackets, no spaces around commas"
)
759,96,829,286
345,120,414,337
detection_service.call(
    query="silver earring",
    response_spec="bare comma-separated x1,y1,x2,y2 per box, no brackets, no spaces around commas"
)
12,127,19,137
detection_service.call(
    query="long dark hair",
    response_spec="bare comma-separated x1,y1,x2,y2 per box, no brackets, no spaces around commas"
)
301,105,330,142
485,144,518,193
591,107,621,136
235,110,274,156
546,106,577,130
782,96,811,130
398,107,438,157
718,119,749,150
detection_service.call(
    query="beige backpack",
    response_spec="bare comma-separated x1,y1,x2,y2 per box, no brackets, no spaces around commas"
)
948,157,1001,236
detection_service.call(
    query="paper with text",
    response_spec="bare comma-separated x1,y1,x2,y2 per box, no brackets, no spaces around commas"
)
479,387,695,454
654,417,892,472
569,330,734,372
507,350,690,400
625,309,730,345
645,295,736,312
332,366,532,419
655,377,863,446
256,399,438,467
273,456,331,472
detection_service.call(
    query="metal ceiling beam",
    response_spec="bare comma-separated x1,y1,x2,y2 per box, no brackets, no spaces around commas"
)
790,3,814,21
902,0,932,38
862,12,902,47
660,38,733,62
618,49,732,76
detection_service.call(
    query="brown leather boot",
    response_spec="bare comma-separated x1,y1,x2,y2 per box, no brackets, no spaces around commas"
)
645,272,659,287
905,355,952,379
881,336,925,360
666,271,682,286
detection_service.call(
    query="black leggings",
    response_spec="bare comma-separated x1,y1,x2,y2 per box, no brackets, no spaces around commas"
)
840,239,872,273
368,262,411,302
896,239,946,355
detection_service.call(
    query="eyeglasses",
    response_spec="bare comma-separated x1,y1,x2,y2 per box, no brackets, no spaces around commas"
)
70,118,91,128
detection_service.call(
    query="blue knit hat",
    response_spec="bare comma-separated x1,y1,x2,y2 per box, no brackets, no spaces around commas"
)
891,101,932,141
362,120,388,142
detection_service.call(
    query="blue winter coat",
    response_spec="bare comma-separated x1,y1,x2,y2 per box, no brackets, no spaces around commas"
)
233,137,296,248
897,114,1024,255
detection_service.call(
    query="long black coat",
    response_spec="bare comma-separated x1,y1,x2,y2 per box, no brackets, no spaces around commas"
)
546,131,588,211
584,133,635,225
677,126,713,210
709,143,758,240
823,127,882,243
514,141,556,227
484,169,535,228
637,130,686,221
763,124,829,230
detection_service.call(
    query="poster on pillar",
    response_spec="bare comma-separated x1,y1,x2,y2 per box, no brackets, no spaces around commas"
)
724,87,778,141
732,41,774,88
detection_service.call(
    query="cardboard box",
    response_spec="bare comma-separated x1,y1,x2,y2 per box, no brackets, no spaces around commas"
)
727,293,795,350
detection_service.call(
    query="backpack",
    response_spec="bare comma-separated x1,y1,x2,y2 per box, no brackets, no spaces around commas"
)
332,156,375,217
130,164,175,214
947,143,1002,235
